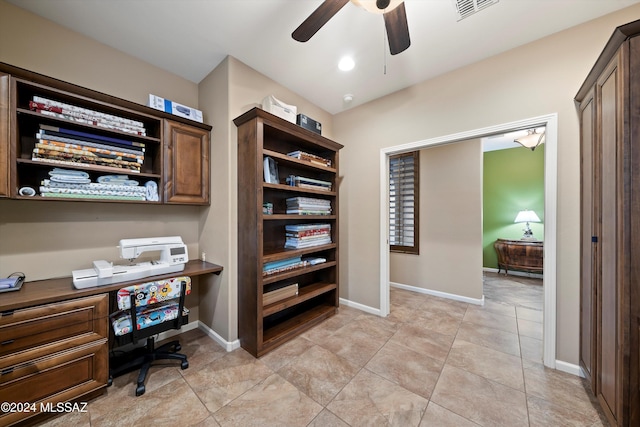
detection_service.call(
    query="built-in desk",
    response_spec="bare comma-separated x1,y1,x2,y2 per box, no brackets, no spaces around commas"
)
0,260,222,426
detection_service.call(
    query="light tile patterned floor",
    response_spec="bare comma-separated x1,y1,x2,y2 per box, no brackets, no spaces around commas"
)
40,272,608,426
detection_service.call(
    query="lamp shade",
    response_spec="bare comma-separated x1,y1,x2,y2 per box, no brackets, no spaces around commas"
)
514,210,541,224
515,129,545,151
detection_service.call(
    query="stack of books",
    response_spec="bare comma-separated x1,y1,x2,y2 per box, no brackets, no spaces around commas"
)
287,150,332,167
285,224,331,249
285,175,332,192
263,256,306,276
32,125,145,173
263,283,299,306
286,197,331,215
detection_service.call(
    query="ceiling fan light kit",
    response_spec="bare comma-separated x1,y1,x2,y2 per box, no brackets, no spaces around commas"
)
292,0,411,55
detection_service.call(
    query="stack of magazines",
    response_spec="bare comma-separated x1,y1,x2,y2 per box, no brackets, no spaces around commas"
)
285,224,331,249
263,257,306,276
285,175,332,192
286,197,331,215
287,150,331,167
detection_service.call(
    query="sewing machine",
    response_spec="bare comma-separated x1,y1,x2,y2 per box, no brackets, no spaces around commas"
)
72,236,189,289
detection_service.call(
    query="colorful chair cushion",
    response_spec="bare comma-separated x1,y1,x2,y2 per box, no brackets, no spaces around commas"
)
115,276,191,310
110,276,191,336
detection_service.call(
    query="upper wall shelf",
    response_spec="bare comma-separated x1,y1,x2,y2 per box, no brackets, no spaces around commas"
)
0,62,212,205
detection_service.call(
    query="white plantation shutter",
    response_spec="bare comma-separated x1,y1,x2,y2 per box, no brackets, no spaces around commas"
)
389,152,419,254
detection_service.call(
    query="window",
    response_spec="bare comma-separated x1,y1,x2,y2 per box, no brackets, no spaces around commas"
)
389,151,419,254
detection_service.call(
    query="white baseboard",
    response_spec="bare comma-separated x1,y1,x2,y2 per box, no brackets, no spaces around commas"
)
390,282,485,306
339,297,381,316
483,267,543,280
555,360,584,377
156,320,199,342
158,320,240,352
197,320,241,352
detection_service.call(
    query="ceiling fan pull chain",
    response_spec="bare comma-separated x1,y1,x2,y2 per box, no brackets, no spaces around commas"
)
383,21,387,75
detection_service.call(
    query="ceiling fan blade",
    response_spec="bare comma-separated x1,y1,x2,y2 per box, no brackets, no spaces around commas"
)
383,2,410,55
292,0,350,42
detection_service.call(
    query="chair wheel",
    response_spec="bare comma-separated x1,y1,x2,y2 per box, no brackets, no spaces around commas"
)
181,361,189,370
174,344,181,352
107,376,113,387
136,385,145,396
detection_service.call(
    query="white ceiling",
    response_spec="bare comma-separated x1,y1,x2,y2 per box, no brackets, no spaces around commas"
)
8,0,640,114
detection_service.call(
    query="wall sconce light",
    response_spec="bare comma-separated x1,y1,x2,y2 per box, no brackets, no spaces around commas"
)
515,209,541,240
515,128,545,151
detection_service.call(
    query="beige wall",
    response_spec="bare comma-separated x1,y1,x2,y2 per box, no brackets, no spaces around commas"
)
0,1,204,313
390,140,483,300
3,0,640,366
333,3,640,364
0,0,204,280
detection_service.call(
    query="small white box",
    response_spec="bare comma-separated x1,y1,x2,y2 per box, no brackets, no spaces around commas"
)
148,94,203,123
262,95,297,123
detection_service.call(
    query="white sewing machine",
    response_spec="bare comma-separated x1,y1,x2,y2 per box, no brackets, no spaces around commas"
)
72,236,189,289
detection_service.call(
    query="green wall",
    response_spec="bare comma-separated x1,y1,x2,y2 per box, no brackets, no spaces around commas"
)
483,146,544,269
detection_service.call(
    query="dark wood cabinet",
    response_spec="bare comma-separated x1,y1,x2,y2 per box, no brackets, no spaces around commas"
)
0,72,9,197
234,107,342,357
493,238,543,274
163,119,210,205
0,62,211,205
0,294,109,426
575,18,640,427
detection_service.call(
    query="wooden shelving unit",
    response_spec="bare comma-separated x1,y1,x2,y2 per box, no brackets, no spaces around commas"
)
0,62,211,205
234,107,343,357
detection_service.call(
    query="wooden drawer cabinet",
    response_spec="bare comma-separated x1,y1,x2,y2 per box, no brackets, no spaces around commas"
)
0,294,108,426
494,238,543,274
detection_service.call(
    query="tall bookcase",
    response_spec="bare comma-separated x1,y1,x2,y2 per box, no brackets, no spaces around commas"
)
234,107,342,357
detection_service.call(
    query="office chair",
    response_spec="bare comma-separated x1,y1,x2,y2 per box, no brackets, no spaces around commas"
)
109,276,191,396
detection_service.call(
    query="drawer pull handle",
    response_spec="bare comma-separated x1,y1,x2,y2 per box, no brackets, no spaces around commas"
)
0,310,14,317
0,339,14,346
1,367,13,375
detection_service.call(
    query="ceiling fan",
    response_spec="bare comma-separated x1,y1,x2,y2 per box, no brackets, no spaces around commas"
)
292,0,411,55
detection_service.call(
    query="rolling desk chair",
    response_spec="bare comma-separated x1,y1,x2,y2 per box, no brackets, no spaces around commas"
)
109,276,191,396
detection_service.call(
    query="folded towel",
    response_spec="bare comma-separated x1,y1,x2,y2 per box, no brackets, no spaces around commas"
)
48,168,89,178
97,174,130,183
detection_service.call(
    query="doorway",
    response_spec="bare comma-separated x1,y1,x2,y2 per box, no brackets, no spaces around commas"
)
378,114,558,369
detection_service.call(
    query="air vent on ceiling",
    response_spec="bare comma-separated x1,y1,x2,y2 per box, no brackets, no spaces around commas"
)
453,0,499,21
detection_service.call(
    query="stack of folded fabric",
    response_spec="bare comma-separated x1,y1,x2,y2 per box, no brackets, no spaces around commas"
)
39,169,148,201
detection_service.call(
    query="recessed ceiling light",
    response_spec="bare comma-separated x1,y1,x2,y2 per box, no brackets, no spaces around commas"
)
338,56,355,71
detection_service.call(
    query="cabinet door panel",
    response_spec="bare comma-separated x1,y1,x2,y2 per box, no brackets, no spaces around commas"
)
163,120,210,204
0,73,9,197
579,89,596,385
597,54,621,422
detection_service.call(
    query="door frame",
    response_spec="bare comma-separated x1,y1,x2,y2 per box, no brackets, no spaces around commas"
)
379,113,558,369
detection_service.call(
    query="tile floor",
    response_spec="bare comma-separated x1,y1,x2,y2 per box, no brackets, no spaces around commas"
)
41,272,608,426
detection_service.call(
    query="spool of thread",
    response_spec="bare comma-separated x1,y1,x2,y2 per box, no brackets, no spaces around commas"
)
18,186,36,197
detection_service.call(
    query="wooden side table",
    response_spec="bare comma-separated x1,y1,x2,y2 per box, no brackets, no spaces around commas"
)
494,238,543,274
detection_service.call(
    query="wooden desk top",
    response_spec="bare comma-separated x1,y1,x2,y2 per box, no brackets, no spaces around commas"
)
0,260,223,312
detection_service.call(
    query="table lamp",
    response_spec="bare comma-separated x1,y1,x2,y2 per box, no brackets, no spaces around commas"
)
515,209,541,240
